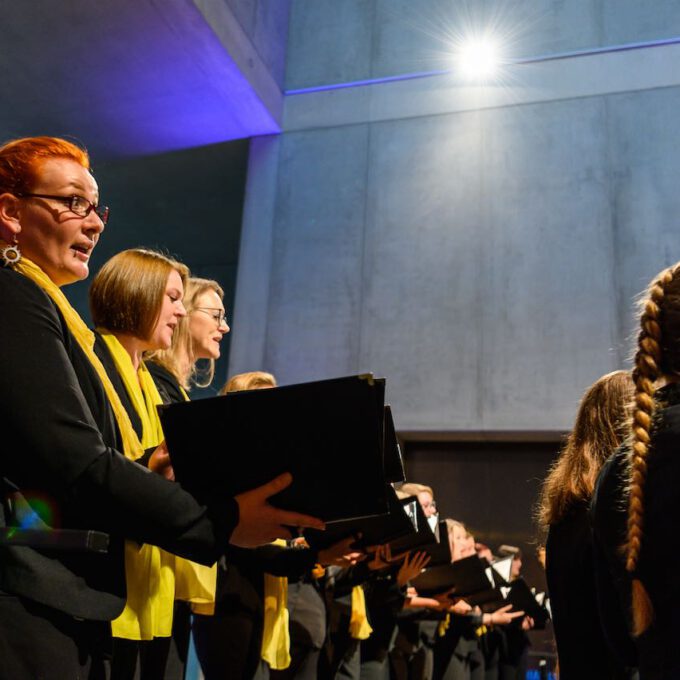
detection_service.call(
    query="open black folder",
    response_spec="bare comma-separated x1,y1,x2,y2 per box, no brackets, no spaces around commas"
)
159,374,388,522
383,405,405,483
412,554,493,598
304,484,416,550
501,578,550,628
389,496,438,554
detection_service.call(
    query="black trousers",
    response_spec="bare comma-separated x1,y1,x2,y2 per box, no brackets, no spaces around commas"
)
0,592,109,680
192,609,263,680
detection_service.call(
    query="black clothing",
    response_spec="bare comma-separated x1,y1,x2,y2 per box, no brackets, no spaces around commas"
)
147,361,186,405
592,383,680,677
193,544,318,680
0,270,237,664
546,501,625,679
0,592,110,680
591,450,638,672
270,578,327,680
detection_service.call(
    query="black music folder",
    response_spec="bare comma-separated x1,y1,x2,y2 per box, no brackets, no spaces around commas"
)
159,374,388,522
412,555,493,598
304,483,416,550
502,578,550,628
383,405,405,483
418,521,451,567
389,496,437,554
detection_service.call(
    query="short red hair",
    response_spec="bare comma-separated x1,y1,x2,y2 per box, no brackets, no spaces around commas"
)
0,136,90,196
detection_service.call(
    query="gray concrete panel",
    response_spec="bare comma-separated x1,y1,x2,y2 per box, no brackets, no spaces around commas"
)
601,0,680,46
263,126,370,383
286,0,374,89
605,86,680,348
357,99,618,431
359,113,487,429
229,135,282,376
479,97,619,429
371,0,601,78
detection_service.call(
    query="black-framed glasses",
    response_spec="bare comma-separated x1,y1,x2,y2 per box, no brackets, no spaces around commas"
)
17,193,110,225
194,307,228,326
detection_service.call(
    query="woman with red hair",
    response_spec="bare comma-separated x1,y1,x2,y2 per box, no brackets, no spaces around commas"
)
0,136,323,678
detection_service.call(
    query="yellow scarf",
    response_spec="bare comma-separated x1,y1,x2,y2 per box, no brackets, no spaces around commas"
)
261,539,291,669
438,613,451,637
349,585,373,640
98,333,217,639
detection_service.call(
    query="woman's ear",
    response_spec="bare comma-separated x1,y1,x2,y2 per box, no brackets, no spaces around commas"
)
0,193,21,242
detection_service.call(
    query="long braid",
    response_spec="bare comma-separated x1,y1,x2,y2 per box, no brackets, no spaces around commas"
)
626,267,674,635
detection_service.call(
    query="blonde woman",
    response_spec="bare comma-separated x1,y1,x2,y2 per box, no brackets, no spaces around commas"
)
147,276,229,401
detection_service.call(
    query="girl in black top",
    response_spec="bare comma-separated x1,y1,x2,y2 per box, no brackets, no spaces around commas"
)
537,371,634,679
592,262,680,679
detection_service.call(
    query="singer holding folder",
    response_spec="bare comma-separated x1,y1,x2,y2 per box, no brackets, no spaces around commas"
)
0,136,324,678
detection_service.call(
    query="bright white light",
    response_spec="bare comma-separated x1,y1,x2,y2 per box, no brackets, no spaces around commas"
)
457,38,501,80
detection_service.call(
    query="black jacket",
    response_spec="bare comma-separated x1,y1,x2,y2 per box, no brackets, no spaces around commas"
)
0,269,237,621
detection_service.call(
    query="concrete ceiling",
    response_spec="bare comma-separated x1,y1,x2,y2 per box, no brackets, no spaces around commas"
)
0,0,283,158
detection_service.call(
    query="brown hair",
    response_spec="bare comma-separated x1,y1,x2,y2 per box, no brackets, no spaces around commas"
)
89,248,188,340
625,264,680,635
148,277,224,389
0,136,90,196
537,370,634,528
221,371,277,394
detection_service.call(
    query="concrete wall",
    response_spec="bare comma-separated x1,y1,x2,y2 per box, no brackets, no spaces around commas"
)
229,1,680,431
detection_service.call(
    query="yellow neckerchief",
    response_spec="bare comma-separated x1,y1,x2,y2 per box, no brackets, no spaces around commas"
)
261,539,292,669
438,613,450,637
349,585,373,640
10,255,143,460
98,333,216,639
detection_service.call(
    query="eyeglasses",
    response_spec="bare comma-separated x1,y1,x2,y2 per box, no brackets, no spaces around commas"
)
194,308,228,326
17,193,110,225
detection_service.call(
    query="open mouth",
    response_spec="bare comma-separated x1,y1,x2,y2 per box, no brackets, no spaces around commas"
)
72,243,91,255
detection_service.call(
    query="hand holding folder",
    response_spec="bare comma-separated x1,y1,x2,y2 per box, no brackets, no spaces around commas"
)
230,472,326,547
159,375,388,523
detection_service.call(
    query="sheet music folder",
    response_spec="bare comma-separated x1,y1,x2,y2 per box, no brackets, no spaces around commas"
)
305,484,416,550
159,374,388,522
412,555,493,598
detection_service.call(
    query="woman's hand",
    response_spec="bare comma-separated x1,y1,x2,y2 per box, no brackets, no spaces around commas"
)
318,536,365,567
483,604,525,626
450,598,473,615
230,473,325,548
148,441,174,481
521,615,535,631
397,551,431,586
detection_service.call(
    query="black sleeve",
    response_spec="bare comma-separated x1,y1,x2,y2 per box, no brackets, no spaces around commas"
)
0,272,236,565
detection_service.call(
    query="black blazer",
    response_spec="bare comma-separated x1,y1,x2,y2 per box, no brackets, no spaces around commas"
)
0,269,236,621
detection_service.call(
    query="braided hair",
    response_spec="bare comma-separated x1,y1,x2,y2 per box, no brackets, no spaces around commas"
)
626,264,680,635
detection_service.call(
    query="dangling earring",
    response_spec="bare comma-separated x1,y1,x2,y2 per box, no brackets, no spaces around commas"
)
1,238,21,268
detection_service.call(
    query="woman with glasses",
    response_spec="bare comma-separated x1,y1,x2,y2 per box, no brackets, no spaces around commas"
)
0,136,323,678
147,276,229,402
145,276,229,678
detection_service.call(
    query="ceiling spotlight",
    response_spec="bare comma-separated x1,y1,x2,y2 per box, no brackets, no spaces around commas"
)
457,38,501,80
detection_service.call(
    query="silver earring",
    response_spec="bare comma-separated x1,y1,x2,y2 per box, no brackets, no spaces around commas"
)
1,241,21,268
